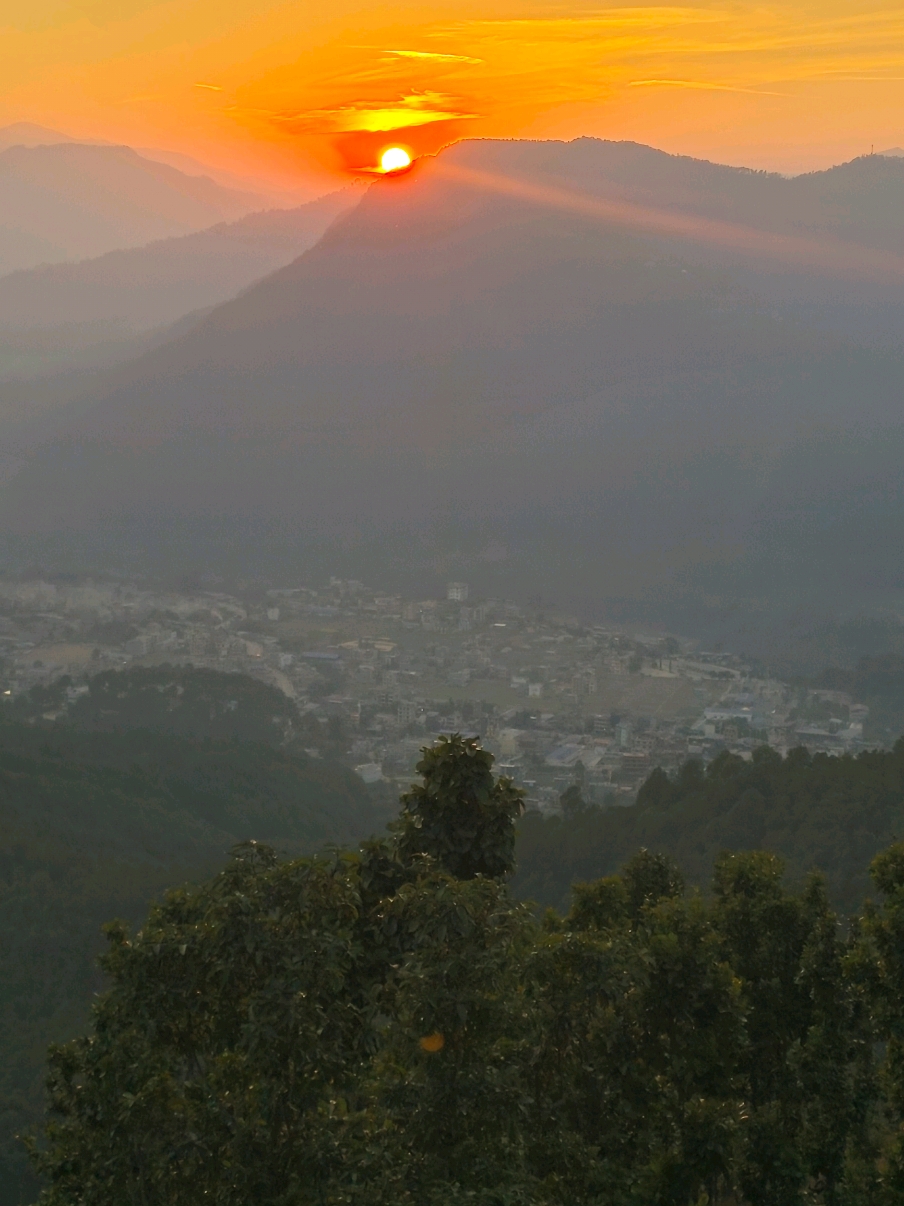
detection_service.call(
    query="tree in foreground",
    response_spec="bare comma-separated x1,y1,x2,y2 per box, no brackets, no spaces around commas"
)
26,737,904,1204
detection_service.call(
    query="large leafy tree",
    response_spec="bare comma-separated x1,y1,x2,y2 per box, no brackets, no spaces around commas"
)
29,844,370,1205
29,736,542,1206
712,851,870,1206
395,734,525,879
849,842,904,1205
528,851,744,1206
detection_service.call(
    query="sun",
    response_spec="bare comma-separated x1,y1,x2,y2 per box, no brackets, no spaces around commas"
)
380,146,412,173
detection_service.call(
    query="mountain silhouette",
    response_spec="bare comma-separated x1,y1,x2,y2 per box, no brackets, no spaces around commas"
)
3,138,904,633
0,143,267,274
0,122,74,150
0,187,359,335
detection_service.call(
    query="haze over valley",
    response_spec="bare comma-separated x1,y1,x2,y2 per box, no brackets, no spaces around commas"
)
2,136,904,651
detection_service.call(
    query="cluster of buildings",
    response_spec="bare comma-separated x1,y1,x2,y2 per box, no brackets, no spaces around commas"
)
0,574,875,813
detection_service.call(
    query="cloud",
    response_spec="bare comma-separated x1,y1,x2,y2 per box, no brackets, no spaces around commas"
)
385,49,483,65
274,91,477,134
194,82,223,92
629,79,787,96
172,1,904,174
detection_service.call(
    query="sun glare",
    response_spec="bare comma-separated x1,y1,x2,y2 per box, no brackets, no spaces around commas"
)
380,146,412,173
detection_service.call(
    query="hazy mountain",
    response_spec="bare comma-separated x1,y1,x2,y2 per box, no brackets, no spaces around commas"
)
0,311,215,442
470,138,904,345
4,137,904,635
0,188,361,379
0,122,73,150
134,146,317,209
0,123,314,206
0,142,268,274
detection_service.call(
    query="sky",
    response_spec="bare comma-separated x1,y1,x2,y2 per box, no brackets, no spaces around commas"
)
3,0,904,189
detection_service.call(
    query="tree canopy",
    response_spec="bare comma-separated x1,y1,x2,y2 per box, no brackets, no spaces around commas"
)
514,742,904,915
0,713,387,1205
26,734,904,1205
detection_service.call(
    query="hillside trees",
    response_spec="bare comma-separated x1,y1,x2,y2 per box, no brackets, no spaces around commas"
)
850,842,904,1203
27,735,904,1205
513,743,904,915
528,852,745,1205
712,852,872,1206
0,710,385,1206
30,736,544,1205
13,665,301,744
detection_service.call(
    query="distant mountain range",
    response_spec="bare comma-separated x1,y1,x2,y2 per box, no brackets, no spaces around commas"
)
0,140,268,274
3,137,904,644
0,185,359,334
0,122,75,150
0,122,317,207
0,187,360,380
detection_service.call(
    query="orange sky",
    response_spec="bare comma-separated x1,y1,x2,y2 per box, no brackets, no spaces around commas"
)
4,0,904,189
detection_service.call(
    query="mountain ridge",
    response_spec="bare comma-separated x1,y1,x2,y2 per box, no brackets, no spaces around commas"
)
0,142,270,274
4,137,904,635
0,187,362,383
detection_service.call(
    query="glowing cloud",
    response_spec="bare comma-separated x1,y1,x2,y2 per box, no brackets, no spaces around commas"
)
7,1,904,183
274,91,476,134
386,50,483,64
629,80,788,96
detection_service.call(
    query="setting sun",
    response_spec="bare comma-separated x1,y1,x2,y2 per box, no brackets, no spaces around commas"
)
380,146,412,173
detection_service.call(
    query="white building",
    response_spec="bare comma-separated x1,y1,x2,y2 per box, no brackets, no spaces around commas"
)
355,762,384,784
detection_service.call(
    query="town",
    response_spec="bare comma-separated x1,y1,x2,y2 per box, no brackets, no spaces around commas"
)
0,574,871,812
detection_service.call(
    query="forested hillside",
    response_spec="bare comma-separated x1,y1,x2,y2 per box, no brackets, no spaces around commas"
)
0,685,388,1205
0,188,358,335
15,664,302,743
513,743,904,914
28,734,904,1206
13,696,904,1202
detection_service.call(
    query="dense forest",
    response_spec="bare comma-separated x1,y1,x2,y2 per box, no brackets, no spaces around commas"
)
13,664,323,749
26,735,904,1206
514,742,904,915
0,668,390,1204
11,664,904,1203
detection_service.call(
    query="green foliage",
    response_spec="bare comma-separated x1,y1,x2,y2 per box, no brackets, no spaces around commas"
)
712,853,870,1206
396,734,525,880
24,735,904,1205
31,844,370,1205
0,716,387,1205
514,743,904,915
28,846,545,1203
530,860,744,1205
14,665,301,745
0,853,183,1206
364,873,543,1203
848,842,904,1204
0,719,383,860
12,662,360,761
